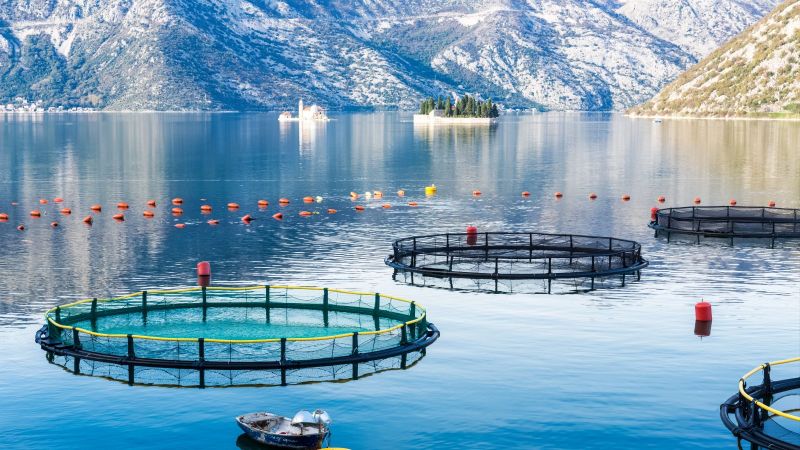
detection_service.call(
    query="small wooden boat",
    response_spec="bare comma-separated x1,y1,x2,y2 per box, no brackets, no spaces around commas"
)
236,410,331,449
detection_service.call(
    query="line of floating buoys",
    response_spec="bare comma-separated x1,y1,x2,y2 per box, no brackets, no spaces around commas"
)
589,193,597,200
17,225,24,231
382,203,391,208
117,202,129,209
355,205,365,211
522,191,530,197
171,207,183,215
257,200,269,207
147,200,157,207
768,200,776,207
172,198,183,205
201,204,212,212
408,201,418,207
729,199,737,206
279,198,290,205
54,197,63,203
272,212,283,220
175,223,185,229
207,219,219,225
82,216,93,224
299,211,312,216
60,208,71,215
30,210,41,217
39,199,48,204
143,210,155,218
397,190,405,197
657,195,666,203
472,190,481,196
303,196,314,203
693,197,701,204
327,208,337,214
113,213,124,221
241,214,253,223
621,194,631,201
91,204,102,212
554,192,563,198
227,203,239,209
0,213,7,221
50,221,58,227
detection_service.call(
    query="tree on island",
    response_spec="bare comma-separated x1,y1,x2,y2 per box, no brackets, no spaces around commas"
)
417,94,499,118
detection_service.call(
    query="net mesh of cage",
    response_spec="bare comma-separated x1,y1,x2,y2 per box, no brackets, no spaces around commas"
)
385,232,648,293
652,206,800,240
38,286,438,387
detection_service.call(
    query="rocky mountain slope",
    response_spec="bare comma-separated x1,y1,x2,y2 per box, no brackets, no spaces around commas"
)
630,0,800,117
0,0,781,111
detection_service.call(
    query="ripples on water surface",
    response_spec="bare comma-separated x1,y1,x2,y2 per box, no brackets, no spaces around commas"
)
0,112,798,449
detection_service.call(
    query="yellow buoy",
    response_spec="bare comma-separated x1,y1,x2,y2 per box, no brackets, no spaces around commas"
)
425,184,437,196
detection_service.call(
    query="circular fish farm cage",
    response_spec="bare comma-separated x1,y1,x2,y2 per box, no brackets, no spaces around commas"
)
721,357,800,450
385,232,648,293
650,206,800,246
35,286,438,387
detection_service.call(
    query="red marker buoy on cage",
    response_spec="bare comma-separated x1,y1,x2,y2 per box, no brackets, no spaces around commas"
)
466,225,478,246
695,301,712,322
197,261,211,286
650,207,658,222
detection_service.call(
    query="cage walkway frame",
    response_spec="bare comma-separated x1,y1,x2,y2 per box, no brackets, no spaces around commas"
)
720,357,800,450
385,231,648,293
36,285,439,387
650,206,800,246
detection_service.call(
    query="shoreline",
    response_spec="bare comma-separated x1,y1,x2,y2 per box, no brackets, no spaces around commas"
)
626,113,800,122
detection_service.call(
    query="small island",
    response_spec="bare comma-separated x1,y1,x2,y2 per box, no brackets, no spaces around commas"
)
413,94,499,124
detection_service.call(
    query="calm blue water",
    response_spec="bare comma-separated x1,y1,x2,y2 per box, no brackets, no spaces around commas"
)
0,112,799,449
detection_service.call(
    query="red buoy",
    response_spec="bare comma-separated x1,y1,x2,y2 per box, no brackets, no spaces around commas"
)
521,191,530,197
117,202,129,209
241,214,253,223
554,192,563,198
82,216,93,225
60,208,72,215
147,200,157,207
279,198,290,205
768,200,776,207
90,204,102,212
327,208,337,214
303,196,314,203
695,302,712,322
257,200,269,207
171,207,183,215
113,213,125,221
355,205,365,211
39,199,48,204
227,203,240,210
621,194,631,201
694,320,712,337
172,198,183,205
693,197,701,204
729,199,737,206
472,190,481,196
17,224,24,231
207,219,219,225
408,201,418,207
54,197,64,203
466,225,478,234
143,210,155,218
174,223,185,229
657,195,666,203
0,213,8,221
466,225,478,246
299,211,312,216
197,261,211,277
272,212,283,220
30,210,42,217
650,207,658,222
589,193,597,200
50,221,59,228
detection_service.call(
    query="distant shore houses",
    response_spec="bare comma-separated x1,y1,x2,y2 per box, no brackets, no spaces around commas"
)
278,100,330,122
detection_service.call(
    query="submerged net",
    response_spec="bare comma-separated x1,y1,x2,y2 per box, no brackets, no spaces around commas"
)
38,286,437,387
386,232,647,293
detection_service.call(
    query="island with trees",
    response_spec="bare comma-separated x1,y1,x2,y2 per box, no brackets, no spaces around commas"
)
413,94,499,124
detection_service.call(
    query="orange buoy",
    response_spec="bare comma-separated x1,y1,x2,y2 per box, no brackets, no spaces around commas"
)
30,210,41,217
693,197,701,204
113,213,124,221
143,210,155,218
90,204,102,212
554,192,563,198
227,203,240,209
382,203,391,209
650,207,658,222
355,205,365,211
82,216,93,224
397,190,405,197
201,204,213,212
60,208,72,215
272,213,283,220
172,198,183,205
303,196,314,203
117,202,129,209
327,208,337,214
695,302,712,322
171,207,183,215
374,191,383,199
589,193,597,200
408,201,418,207
350,192,359,199
729,199,737,206
17,225,24,231
768,200,776,207
621,194,631,201
147,200,157,207
299,211,312,216
257,200,269,207
50,221,59,227
279,198,290,205
53,197,64,203
207,219,219,225
657,195,666,203
241,214,253,223
39,199,48,204
174,223,185,229
472,190,481,196
522,191,530,197
0,213,8,221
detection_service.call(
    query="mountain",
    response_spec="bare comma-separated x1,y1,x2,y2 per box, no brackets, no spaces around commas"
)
630,0,800,117
0,0,781,111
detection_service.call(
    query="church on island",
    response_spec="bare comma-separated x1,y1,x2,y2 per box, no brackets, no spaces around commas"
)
278,100,329,122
